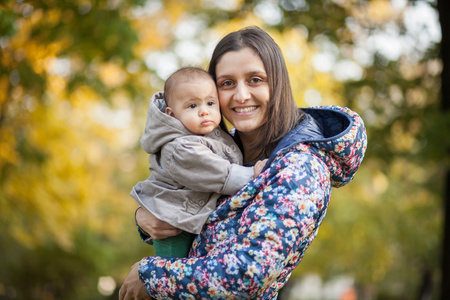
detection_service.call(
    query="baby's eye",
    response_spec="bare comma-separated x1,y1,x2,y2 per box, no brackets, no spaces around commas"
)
207,101,215,106
188,104,197,109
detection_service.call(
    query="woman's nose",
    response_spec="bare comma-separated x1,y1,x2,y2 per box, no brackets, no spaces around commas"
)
233,83,250,103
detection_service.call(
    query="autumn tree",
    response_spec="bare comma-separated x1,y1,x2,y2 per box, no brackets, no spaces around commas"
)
0,0,153,299
437,0,449,299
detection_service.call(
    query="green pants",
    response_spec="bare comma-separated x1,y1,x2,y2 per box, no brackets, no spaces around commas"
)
152,231,196,258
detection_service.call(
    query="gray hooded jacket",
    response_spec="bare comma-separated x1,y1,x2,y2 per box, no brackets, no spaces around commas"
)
131,92,254,234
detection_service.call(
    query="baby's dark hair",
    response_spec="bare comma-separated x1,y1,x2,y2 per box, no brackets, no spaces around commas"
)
164,67,214,107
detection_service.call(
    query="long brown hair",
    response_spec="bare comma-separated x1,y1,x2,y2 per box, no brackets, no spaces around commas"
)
208,26,304,162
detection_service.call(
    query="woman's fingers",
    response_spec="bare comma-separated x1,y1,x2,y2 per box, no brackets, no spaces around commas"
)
119,262,152,300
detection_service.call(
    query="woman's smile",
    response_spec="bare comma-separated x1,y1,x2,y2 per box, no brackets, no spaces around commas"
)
233,106,259,114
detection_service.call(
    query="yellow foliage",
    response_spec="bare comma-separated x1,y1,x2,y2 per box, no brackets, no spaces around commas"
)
388,120,420,153
0,126,19,168
213,14,263,37
351,0,398,25
406,86,428,108
130,1,198,56
0,76,9,109
98,62,129,88
367,0,395,23
371,170,389,194
132,19,169,54
0,47,13,67
165,1,190,22
281,29,345,108
1,87,137,250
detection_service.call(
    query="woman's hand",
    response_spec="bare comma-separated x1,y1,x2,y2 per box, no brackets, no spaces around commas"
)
136,207,182,240
119,262,152,300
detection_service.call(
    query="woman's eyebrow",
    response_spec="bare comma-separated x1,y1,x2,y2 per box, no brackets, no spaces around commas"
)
248,70,266,76
216,74,231,80
216,71,266,80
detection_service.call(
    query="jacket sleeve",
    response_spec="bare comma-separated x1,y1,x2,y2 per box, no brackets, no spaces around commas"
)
162,140,254,195
138,150,331,299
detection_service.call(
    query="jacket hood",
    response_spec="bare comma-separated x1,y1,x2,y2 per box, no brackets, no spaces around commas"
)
140,92,193,154
266,106,367,188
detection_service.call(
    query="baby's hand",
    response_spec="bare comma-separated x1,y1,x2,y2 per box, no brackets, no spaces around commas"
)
253,159,268,178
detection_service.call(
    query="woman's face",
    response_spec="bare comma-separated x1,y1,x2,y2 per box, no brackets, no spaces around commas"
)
215,47,270,138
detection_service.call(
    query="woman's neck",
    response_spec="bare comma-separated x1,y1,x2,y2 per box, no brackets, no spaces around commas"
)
238,131,261,164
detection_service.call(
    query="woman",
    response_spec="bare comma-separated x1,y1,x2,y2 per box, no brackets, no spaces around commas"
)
120,26,367,299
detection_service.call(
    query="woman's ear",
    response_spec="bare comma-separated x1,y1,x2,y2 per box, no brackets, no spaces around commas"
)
165,107,174,117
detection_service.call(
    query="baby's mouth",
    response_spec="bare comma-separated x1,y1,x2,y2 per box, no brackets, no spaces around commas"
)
201,120,214,125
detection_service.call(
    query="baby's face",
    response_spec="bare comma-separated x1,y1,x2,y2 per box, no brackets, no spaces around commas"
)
166,78,221,135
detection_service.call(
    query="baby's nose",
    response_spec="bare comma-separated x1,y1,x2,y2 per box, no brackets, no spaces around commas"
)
199,108,209,116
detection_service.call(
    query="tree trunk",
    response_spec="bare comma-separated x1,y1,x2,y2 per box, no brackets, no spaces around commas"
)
437,0,450,299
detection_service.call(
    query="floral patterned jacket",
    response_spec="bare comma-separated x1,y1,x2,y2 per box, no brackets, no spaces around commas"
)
138,106,367,299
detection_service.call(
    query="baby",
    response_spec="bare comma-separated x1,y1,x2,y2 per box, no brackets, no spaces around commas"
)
131,67,267,257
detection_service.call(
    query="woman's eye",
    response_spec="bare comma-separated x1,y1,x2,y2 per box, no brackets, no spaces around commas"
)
220,80,233,87
250,77,263,84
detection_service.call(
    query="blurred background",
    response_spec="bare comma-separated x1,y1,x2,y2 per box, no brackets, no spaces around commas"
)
0,0,448,299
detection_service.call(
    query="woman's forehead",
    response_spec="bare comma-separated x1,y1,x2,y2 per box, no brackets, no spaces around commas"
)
216,48,266,76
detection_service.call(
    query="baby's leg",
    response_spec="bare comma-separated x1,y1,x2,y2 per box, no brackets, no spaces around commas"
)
152,231,196,258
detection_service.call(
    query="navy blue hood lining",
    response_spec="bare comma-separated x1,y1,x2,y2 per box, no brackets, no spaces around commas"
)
264,107,353,171
304,108,351,140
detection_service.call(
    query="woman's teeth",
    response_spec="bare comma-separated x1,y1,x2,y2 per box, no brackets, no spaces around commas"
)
234,106,257,113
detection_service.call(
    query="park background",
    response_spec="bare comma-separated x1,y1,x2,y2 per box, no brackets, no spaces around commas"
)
0,0,449,299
